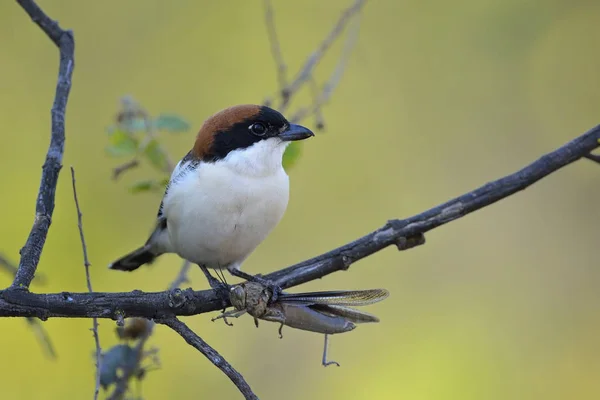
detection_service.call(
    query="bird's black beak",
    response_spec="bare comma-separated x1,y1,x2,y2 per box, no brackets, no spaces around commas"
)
278,123,314,141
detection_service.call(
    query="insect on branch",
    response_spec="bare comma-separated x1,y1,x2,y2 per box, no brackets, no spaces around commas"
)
1,125,599,321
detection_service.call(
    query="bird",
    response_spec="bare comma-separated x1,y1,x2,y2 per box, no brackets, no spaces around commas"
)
108,104,314,289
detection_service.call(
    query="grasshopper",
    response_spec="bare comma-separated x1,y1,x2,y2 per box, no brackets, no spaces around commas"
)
213,282,389,366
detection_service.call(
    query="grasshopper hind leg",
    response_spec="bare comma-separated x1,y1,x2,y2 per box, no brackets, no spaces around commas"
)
212,309,246,325
322,334,340,367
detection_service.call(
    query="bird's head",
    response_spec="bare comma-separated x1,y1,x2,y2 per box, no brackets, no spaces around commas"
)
191,105,314,175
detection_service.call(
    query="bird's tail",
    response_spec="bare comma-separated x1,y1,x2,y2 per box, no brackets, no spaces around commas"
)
108,245,158,272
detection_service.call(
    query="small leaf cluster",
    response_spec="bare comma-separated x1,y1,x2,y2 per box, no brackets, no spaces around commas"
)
105,96,190,193
105,97,305,195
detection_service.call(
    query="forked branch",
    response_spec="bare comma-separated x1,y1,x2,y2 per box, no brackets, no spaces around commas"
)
1,125,599,320
9,1,600,400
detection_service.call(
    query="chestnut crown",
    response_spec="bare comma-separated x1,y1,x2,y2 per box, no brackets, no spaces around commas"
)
192,105,313,162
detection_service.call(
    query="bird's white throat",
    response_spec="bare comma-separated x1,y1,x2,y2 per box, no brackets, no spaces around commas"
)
221,137,289,177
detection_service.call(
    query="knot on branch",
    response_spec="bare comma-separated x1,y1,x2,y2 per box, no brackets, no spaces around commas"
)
395,233,426,251
340,254,353,270
114,309,126,326
387,219,408,231
61,291,74,302
168,288,196,313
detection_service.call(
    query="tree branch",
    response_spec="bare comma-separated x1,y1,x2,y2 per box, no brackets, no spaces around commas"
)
0,124,598,319
12,0,74,290
156,317,258,400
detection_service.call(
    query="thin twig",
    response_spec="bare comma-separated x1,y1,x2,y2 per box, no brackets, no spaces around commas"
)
0,254,18,276
157,317,258,400
583,153,600,164
112,159,140,180
0,253,47,284
169,260,192,290
264,0,288,100
1,124,599,319
290,16,361,124
309,77,325,130
279,0,366,111
70,167,102,400
1,253,54,357
12,0,75,290
25,317,57,359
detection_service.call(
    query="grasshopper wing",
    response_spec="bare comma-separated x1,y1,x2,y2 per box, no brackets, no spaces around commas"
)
278,288,389,306
309,304,380,324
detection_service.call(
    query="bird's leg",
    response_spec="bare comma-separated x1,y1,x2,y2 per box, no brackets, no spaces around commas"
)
322,334,340,367
199,265,236,327
198,265,229,293
227,268,282,302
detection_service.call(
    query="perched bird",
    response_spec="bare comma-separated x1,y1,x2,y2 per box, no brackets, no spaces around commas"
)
109,104,314,287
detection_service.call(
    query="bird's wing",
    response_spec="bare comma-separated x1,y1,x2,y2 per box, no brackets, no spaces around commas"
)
148,151,201,254
157,151,200,219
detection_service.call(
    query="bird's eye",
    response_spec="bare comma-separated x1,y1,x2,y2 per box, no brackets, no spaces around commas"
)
249,123,267,136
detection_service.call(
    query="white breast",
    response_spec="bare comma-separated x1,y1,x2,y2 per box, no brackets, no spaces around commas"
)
163,138,290,270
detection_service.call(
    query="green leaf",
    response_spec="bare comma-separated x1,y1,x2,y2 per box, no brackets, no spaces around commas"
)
128,179,160,194
122,117,148,132
143,139,170,171
154,114,190,133
105,129,138,157
283,141,302,170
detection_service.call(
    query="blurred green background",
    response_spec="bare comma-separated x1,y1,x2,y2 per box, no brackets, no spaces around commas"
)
2,0,600,399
